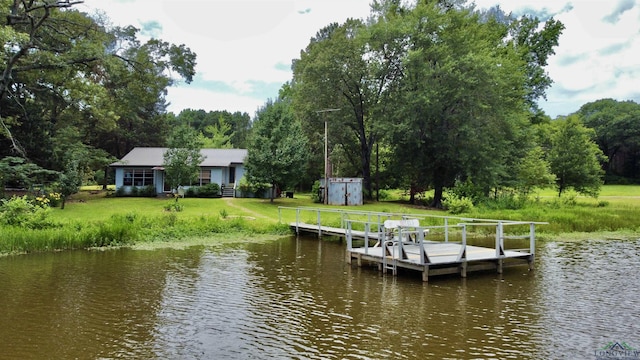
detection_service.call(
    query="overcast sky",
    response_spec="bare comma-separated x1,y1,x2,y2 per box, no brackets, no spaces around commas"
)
81,0,640,118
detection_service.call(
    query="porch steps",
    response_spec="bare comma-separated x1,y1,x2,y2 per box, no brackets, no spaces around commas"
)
221,187,235,198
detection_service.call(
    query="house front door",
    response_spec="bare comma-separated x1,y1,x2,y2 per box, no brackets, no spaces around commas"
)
163,173,171,192
229,167,236,185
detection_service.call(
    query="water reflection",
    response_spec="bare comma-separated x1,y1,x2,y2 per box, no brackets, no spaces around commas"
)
0,248,200,359
534,240,640,357
0,237,638,359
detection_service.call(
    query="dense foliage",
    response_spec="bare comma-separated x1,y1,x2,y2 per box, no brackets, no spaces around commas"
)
163,125,204,191
0,0,196,178
1,0,633,212
291,0,565,206
244,97,310,202
577,99,640,182
169,109,252,149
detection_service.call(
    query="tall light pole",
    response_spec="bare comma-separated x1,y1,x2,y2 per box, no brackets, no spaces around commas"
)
315,108,341,205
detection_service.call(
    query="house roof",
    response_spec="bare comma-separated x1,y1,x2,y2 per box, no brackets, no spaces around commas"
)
111,147,248,167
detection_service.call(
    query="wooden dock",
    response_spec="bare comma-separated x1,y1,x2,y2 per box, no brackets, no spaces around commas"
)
283,207,544,282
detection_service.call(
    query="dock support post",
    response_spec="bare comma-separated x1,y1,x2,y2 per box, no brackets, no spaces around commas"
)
444,218,449,242
529,223,536,256
496,222,504,274
346,221,353,250
460,262,467,278
364,223,370,254
422,266,429,282
528,255,535,271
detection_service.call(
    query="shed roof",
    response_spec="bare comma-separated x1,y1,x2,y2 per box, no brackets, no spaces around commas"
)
111,147,247,167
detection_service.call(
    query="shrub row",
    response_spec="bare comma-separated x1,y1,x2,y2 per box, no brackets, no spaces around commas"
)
113,183,222,198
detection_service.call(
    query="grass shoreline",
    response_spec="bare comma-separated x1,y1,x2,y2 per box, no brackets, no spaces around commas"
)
1,186,639,255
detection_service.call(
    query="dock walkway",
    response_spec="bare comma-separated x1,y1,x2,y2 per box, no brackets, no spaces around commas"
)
281,207,546,282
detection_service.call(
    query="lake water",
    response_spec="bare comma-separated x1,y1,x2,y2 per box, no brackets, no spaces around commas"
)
0,236,638,359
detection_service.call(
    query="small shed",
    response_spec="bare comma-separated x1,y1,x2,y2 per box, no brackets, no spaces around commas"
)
322,177,363,206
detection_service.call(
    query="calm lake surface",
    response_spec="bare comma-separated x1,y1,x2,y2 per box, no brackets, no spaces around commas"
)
0,236,638,359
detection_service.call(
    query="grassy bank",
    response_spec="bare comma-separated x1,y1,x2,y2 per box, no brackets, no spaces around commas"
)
1,186,639,254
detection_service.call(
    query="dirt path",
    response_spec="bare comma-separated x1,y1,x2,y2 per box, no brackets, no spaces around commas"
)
222,198,272,220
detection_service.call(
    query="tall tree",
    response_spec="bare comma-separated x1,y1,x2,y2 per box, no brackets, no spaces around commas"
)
198,116,234,149
386,1,536,207
0,0,108,157
515,146,555,197
508,14,564,116
292,17,396,199
88,27,196,158
0,3,196,174
244,98,309,203
172,109,251,149
292,0,562,205
548,115,605,197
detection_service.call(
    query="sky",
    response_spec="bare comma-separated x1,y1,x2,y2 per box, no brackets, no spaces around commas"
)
80,0,640,119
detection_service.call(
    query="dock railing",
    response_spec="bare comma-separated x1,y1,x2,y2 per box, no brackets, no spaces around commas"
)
345,219,542,264
279,206,466,239
279,207,546,258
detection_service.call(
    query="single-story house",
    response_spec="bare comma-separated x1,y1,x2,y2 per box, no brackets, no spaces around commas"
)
110,147,247,196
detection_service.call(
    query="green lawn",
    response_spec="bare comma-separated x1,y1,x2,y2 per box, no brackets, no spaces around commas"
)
3,185,636,255
57,185,640,238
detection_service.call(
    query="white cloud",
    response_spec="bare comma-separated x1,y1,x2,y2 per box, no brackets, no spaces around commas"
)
475,0,640,116
83,0,372,114
83,0,640,118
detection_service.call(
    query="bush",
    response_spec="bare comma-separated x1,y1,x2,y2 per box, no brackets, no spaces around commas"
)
91,214,140,247
198,183,220,198
480,192,527,210
447,178,484,204
185,186,198,197
311,180,322,203
0,196,54,229
114,186,127,197
442,191,474,214
164,201,184,212
114,185,156,197
46,192,62,207
376,189,392,201
237,177,270,198
139,185,157,197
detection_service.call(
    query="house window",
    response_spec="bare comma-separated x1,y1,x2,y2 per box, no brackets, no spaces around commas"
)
198,170,211,185
123,169,154,186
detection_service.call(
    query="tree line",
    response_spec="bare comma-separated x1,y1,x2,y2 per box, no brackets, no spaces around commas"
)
257,0,599,207
1,0,638,208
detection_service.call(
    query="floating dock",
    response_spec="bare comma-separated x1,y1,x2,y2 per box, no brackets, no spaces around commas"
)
280,207,545,282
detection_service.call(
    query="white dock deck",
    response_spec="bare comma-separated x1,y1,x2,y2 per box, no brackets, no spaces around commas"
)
283,207,544,282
